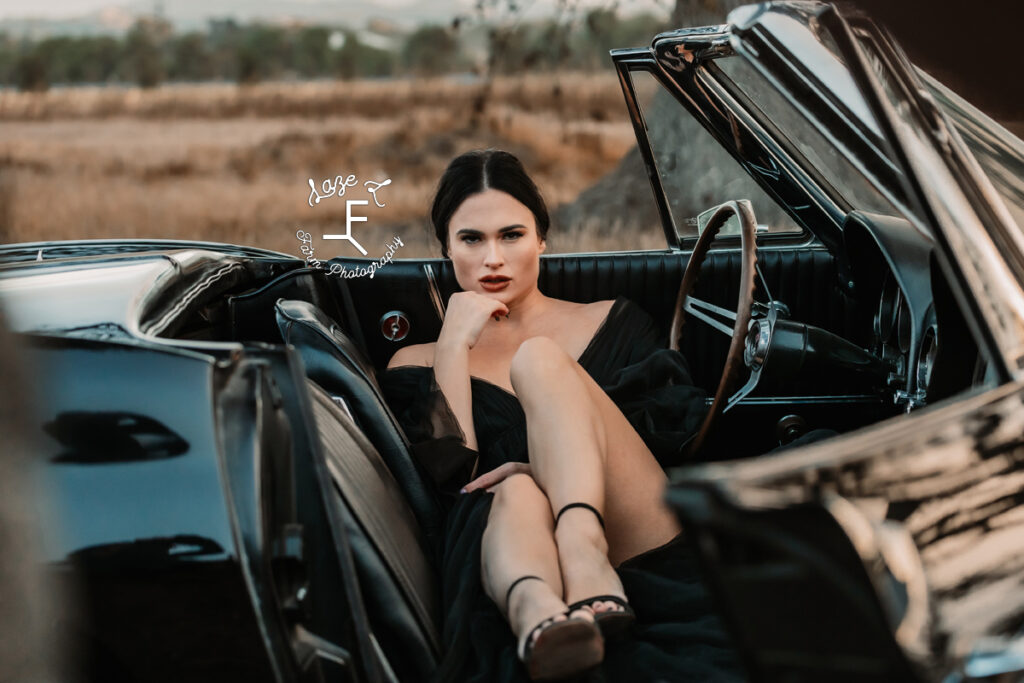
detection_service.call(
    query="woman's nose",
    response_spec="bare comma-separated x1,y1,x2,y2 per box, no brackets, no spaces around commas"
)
484,239,504,266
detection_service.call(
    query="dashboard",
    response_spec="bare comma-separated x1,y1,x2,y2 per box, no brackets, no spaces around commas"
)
846,210,977,412
872,268,939,410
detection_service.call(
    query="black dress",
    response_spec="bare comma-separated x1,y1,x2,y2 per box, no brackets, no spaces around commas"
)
380,295,742,683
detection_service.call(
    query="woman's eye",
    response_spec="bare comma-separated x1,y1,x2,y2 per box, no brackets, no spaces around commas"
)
460,235,480,243
503,232,523,240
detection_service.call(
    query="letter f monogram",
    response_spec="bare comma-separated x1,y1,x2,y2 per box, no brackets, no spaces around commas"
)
323,200,368,255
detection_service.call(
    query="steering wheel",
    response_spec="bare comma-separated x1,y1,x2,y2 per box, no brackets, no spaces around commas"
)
670,200,761,458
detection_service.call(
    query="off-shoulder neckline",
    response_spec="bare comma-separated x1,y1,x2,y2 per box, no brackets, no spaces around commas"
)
575,294,627,367
384,295,629,398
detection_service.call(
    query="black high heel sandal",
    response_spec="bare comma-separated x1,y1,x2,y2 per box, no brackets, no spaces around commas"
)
506,575,604,681
556,502,637,638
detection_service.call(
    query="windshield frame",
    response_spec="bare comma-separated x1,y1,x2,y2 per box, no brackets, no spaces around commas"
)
918,68,1024,236
613,29,844,255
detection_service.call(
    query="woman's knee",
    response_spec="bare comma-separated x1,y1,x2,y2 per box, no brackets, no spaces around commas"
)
491,472,548,512
510,336,572,387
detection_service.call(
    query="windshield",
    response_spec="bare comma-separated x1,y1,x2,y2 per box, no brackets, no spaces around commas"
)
920,70,1024,235
630,68,802,239
715,54,901,219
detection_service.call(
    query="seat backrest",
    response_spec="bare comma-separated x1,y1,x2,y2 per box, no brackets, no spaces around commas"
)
306,380,439,680
230,268,356,345
274,298,443,545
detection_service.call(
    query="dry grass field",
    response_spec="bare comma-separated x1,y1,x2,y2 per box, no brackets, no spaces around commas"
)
0,73,669,259
3,75,1019,261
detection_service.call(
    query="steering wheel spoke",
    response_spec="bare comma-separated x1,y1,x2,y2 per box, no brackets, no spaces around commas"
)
724,367,761,413
683,296,738,337
755,262,773,302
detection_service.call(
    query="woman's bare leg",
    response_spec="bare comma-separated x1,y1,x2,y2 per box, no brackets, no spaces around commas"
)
481,473,591,647
509,336,681,604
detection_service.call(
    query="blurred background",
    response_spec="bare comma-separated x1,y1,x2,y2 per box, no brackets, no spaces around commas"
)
0,0,1020,258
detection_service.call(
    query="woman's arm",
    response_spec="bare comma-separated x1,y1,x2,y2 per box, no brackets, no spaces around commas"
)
432,338,479,453
432,291,510,464
385,332,481,452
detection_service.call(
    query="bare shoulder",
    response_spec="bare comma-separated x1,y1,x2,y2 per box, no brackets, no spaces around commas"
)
550,297,614,315
583,297,616,324
543,297,615,328
386,341,436,369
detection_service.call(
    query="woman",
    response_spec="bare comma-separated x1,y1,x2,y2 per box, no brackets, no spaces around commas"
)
381,150,738,682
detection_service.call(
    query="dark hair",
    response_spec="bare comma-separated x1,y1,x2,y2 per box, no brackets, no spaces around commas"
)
430,149,550,258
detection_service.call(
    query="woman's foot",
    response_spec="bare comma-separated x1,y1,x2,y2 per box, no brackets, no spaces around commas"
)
507,576,604,681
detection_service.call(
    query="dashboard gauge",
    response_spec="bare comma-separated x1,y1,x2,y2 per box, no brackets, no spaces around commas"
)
876,273,899,345
917,326,938,395
897,293,913,354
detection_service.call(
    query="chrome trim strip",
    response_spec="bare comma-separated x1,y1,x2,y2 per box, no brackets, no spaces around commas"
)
423,264,446,321
144,262,245,336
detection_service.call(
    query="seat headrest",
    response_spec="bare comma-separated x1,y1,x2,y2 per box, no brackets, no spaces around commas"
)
274,298,380,393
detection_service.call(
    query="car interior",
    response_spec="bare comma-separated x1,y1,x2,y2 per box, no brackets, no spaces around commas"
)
126,207,987,678
109,24,997,674
92,10,998,677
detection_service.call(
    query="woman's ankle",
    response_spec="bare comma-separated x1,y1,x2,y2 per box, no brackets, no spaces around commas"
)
554,508,608,553
554,516,624,605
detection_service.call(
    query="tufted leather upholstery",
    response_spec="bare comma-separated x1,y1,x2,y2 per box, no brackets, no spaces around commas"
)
343,251,692,371
342,247,855,394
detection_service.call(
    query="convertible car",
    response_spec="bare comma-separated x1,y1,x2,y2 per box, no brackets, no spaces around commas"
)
1,2,1022,681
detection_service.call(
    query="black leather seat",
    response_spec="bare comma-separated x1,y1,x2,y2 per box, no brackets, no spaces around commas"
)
340,248,853,386
275,299,443,680
274,298,442,544
305,380,439,681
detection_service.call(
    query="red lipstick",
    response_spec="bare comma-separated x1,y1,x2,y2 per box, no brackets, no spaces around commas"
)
480,275,511,291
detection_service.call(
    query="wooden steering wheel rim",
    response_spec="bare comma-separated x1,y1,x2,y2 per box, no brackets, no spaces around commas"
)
670,200,758,459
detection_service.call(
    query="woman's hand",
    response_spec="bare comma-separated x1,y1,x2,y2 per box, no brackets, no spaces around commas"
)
461,462,532,494
438,291,510,352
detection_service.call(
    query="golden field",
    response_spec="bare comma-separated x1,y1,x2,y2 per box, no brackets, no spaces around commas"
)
0,73,669,259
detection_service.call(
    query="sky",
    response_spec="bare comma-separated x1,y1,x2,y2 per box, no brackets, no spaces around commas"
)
0,0,421,20
0,0,671,21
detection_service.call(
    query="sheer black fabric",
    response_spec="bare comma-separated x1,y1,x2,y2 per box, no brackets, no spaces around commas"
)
380,295,742,682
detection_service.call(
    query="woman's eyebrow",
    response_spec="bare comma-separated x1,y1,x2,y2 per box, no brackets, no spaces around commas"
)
455,224,528,236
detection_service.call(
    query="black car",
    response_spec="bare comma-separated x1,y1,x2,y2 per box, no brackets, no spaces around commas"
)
1,2,1022,681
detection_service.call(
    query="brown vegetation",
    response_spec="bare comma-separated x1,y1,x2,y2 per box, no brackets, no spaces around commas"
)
0,73,667,258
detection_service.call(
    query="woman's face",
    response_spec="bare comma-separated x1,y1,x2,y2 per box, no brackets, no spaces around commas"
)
446,188,546,303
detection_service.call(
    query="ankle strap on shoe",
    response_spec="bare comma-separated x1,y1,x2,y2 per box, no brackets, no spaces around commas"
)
555,502,605,530
505,575,544,612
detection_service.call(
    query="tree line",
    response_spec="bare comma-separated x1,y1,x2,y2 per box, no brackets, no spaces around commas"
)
0,10,669,91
